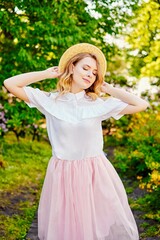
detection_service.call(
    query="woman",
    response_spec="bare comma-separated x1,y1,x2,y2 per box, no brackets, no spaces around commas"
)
4,43,149,240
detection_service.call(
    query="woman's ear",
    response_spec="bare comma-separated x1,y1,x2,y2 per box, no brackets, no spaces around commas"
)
69,63,74,74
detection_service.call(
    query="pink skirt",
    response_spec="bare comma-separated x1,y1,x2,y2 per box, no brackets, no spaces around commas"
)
38,154,139,240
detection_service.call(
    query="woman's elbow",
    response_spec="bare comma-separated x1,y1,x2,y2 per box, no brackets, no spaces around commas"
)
4,79,10,88
3,79,14,92
3,79,9,90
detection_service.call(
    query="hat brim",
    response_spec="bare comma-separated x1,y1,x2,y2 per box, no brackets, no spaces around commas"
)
58,43,107,77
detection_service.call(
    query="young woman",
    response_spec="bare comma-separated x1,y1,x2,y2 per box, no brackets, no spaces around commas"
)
4,43,149,240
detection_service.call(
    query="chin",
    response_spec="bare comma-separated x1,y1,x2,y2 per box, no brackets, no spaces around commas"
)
83,86,90,90
82,83,92,89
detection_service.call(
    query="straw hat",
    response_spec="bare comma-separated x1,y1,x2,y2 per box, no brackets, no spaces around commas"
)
58,43,107,77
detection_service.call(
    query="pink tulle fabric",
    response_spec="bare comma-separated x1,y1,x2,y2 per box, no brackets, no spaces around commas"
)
38,154,139,240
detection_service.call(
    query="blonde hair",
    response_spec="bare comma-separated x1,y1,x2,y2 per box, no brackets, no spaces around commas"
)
56,53,104,100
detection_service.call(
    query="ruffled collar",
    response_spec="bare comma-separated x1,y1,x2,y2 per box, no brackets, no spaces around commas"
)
62,90,86,101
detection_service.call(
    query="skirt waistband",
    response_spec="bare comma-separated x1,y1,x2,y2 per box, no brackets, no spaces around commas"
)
51,151,107,162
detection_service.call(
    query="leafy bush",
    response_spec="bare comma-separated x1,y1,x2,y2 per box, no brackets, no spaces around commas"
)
0,88,46,141
0,103,8,137
106,105,160,210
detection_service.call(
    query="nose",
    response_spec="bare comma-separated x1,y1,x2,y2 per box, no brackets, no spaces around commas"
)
87,70,93,78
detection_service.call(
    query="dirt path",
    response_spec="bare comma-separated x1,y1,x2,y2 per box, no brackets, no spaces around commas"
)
26,212,38,240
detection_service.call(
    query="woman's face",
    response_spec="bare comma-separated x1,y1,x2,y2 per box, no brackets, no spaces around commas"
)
71,57,97,93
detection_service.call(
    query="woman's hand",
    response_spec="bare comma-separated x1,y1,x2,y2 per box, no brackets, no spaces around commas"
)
44,66,62,79
100,81,150,115
101,81,112,94
4,66,62,103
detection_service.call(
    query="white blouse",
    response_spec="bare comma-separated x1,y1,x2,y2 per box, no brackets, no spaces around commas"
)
23,86,128,161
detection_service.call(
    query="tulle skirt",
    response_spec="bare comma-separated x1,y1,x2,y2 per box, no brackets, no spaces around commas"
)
38,154,139,240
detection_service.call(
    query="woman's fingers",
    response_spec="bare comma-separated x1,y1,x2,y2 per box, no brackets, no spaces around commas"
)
45,66,62,78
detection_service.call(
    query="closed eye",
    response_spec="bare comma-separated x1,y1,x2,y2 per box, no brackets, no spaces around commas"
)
83,67,89,70
83,66,97,76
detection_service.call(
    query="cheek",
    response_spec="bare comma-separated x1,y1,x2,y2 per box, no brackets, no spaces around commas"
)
73,67,84,79
77,67,84,75
92,76,97,83
73,67,79,74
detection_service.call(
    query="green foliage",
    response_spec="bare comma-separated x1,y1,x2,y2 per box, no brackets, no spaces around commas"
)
0,206,37,240
1,87,46,141
108,106,160,213
103,106,160,236
0,0,97,83
114,107,159,171
126,0,160,79
0,0,140,82
0,133,51,239
130,193,160,225
103,104,160,212
103,110,160,237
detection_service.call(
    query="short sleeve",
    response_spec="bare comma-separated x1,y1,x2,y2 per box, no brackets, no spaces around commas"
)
23,86,52,115
100,97,128,121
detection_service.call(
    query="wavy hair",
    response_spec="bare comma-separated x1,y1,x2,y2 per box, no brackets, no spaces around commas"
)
56,53,104,100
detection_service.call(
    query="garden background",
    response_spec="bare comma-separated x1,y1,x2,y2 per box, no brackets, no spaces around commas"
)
0,0,160,239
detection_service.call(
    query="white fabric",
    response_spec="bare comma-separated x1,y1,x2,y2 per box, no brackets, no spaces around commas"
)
23,86,128,160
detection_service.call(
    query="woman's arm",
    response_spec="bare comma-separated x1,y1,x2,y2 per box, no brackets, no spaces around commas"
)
101,82,150,114
3,67,60,103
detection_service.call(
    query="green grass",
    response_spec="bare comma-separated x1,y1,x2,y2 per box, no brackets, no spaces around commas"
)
0,133,52,239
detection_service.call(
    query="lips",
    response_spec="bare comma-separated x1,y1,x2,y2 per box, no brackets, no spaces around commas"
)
83,78,90,83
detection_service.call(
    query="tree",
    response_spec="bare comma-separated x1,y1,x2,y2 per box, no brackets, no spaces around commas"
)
125,0,160,82
0,0,140,87
0,0,98,88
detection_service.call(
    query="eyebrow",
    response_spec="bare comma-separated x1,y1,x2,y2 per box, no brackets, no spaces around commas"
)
84,64,97,71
